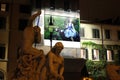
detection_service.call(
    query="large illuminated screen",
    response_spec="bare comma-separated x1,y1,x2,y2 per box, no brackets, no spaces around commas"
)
33,9,80,48
44,14,80,41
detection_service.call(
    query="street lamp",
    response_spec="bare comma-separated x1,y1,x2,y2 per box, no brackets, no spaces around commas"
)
48,15,54,49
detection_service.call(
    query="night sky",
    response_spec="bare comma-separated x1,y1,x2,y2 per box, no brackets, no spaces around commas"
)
79,0,120,21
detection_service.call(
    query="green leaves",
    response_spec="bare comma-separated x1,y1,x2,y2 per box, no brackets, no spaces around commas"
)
82,41,102,49
86,60,107,80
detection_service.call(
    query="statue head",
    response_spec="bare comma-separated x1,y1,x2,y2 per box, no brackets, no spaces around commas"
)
54,42,64,49
51,42,64,55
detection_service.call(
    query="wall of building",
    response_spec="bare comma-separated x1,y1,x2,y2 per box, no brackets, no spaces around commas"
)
81,23,120,45
80,22,120,62
0,2,10,80
5,0,80,80
0,0,120,80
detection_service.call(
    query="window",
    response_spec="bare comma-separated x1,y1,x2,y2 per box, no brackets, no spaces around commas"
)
0,71,4,80
105,29,110,39
0,44,5,59
117,31,120,40
107,50,114,61
19,5,31,13
92,29,100,38
0,3,9,12
0,17,6,30
80,48,88,59
19,19,28,31
117,50,120,64
92,49,99,60
80,28,84,37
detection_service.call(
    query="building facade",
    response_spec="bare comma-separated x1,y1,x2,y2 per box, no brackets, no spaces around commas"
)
0,0,120,80
80,22,120,63
0,0,80,80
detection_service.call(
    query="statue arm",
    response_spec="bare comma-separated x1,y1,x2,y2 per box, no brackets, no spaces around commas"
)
27,11,41,26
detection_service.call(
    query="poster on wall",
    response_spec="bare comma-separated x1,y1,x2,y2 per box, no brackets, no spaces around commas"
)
33,9,80,48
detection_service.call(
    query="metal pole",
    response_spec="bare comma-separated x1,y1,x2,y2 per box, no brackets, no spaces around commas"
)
101,24,104,59
50,32,53,49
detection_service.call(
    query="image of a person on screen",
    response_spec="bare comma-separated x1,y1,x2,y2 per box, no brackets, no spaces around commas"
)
64,18,77,41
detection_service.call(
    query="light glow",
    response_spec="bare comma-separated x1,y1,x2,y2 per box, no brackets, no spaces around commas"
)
32,9,80,48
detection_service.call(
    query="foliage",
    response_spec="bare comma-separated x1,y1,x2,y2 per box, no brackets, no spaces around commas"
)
114,53,120,65
82,41,106,60
98,48,106,60
82,41,107,79
86,60,107,80
44,29,50,39
82,41,102,49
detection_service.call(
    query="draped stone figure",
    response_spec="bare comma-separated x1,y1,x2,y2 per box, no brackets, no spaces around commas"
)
13,11,45,80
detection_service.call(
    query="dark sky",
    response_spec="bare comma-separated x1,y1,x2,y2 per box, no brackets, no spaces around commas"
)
79,0,120,21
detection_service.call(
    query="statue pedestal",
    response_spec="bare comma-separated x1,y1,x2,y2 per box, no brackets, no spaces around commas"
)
63,58,88,80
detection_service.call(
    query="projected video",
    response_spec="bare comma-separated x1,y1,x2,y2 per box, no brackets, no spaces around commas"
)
44,14,80,42
33,9,80,48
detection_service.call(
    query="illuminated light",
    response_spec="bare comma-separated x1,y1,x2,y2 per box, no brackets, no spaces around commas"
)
93,49,99,60
76,10,80,13
80,49,86,59
107,50,112,61
32,8,80,48
83,77,93,80
1,4,6,11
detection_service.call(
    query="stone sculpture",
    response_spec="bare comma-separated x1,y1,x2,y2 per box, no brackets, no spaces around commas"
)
40,42,64,80
13,10,45,80
13,10,64,80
